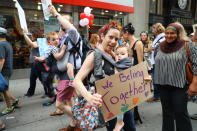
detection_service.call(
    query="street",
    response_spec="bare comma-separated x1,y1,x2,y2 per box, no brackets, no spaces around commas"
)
0,79,197,131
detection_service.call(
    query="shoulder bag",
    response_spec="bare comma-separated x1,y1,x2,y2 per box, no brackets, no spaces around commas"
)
184,41,193,84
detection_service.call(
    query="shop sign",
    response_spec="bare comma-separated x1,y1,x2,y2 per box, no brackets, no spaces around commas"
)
52,0,134,13
172,17,194,25
170,9,192,18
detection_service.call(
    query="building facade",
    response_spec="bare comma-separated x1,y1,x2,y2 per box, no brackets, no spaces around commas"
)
149,0,197,34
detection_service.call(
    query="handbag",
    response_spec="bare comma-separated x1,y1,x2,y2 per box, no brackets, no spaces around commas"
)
0,73,8,92
184,41,193,84
56,51,70,72
72,86,105,129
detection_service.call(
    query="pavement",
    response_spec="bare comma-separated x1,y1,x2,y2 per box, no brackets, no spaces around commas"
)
0,79,197,131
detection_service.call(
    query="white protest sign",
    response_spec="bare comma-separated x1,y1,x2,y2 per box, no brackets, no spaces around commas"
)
95,62,152,122
14,0,28,32
37,38,48,57
41,0,52,20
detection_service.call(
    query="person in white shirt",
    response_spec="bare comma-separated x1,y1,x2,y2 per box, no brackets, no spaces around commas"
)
147,23,165,102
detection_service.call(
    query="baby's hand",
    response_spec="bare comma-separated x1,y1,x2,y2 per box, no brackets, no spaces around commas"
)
61,45,67,50
34,56,45,62
34,56,39,60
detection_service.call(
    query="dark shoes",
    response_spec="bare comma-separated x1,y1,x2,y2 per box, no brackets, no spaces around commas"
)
41,94,47,99
147,97,160,102
24,93,33,97
42,100,55,106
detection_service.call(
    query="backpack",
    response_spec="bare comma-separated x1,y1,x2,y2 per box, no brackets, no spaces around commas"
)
56,35,93,72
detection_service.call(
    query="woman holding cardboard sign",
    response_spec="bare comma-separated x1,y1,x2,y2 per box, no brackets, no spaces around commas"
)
154,23,197,131
73,21,136,131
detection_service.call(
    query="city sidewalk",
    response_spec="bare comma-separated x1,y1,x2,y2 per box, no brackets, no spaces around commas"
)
0,79,197,131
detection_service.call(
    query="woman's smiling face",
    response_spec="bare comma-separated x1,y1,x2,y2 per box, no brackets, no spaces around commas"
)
165,29,178,43
102,28,120,53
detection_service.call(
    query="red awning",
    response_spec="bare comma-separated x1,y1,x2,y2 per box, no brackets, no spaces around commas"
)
52,0,134,13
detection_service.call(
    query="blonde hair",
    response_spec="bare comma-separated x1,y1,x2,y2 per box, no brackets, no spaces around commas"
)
174,22,190,41
115,44,131,57
154,23,165,34
46,32,58,43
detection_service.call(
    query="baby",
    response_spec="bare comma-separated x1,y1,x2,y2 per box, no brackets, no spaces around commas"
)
35,31,74,81
114,44,133,131
114,44,152,131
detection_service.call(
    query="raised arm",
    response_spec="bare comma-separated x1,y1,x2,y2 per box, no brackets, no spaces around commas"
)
49,5,74,31
23,33,38,48
73,52,102,106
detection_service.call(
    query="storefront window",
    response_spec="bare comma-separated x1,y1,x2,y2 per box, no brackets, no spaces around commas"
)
0,13,30,69
94,17,109,26
0,4,47,69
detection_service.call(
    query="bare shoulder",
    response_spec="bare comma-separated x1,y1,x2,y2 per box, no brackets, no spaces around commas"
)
136,40,143,48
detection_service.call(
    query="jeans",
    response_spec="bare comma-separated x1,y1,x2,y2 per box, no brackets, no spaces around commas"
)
106,110,136,131
158,84,192,131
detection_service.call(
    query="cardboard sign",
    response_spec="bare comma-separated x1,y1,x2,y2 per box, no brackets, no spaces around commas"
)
95,62,151,122
15,0,28,32
37,38,48,57
41,0,52,20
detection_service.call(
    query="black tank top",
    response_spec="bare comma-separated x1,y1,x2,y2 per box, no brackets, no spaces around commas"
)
131,40,139,66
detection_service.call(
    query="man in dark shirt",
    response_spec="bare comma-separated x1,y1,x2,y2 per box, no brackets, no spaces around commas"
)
0,27,18,116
